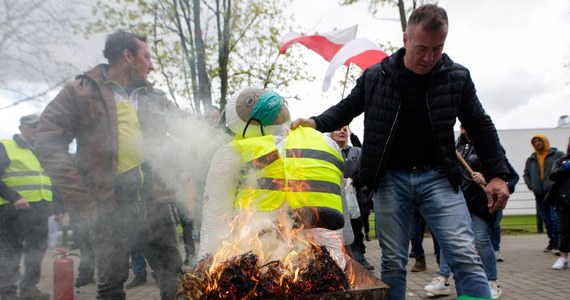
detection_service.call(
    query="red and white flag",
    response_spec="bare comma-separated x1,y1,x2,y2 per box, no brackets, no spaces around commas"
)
278,25,358,61
322,37,388,92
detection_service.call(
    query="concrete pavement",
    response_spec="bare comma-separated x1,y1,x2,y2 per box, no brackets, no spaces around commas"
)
34,234,568,299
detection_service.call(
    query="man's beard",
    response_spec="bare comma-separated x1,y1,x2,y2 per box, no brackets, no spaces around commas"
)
127,67,146,87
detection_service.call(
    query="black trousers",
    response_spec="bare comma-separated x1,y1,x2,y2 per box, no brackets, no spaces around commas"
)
558,208,570,253
90,166,182,300
0,200,50,297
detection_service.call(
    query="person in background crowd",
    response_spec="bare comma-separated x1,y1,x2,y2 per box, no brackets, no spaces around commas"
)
35,30,183,300
48,188,65,250
72,213,96,288
492,156,519,262
524,134,565,255
0,114,52,300
424,125,517,299
548,137,570,270
126,246,148,289
291,4,511,299
361,189,373,242
409,209,430,272
330,126,374,271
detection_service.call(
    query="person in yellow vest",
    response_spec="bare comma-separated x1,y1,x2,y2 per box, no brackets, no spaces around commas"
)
34,31,183,300
0,114,51,300
199,87,348,268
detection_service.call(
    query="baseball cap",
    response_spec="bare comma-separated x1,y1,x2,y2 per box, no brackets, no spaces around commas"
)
20,114,40,126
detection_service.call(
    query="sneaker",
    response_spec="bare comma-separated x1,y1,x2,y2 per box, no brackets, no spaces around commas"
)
411,257,426,272
552,257,568,270
495,251,504,262
489,280,502,299
544,244,554,252
553,248,561,256
424,276,451,296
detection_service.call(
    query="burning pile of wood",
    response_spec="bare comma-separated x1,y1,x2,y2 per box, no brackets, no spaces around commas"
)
175,245,350,299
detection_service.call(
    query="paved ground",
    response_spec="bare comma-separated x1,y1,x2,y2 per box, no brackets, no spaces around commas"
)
35,233,568,299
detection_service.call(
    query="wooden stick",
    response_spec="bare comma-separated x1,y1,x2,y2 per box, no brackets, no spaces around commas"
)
455,150,486,191
340,64,351,99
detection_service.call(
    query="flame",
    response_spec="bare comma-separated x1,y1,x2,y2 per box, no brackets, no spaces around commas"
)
203,207,322,292
180,148,354,298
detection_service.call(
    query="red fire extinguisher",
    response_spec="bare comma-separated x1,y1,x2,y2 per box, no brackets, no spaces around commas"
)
53,248,78,300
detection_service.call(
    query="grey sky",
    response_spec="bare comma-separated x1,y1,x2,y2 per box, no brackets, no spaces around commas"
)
1,0,569,139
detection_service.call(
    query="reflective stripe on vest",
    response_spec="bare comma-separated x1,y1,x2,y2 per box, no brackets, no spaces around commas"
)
0,139,52,205
232,127,343,213
284,127,343,212
233,135,286,211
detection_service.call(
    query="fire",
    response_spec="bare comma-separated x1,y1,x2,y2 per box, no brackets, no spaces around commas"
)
175,208,352,299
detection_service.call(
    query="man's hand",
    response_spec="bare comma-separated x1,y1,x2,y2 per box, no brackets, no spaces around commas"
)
13,198,30,210
485,177,510,213
290,118,316,129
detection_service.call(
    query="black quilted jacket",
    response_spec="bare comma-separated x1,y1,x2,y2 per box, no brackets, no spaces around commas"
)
312,48,509,190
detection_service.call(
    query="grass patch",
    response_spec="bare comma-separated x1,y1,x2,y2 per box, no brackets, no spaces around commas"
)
366,213,540,238
500,215,539,234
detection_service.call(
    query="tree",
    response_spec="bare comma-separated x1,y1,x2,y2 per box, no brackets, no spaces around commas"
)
340,0,434,32
0,0,86,109
82,0,312,114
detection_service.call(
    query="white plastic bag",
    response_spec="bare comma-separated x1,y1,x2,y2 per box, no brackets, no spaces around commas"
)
344,183,361,219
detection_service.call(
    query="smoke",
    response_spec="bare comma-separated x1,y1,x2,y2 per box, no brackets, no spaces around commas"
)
154,115,232,237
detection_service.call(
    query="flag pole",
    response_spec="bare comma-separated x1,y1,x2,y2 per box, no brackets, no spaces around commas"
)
340,64,351,99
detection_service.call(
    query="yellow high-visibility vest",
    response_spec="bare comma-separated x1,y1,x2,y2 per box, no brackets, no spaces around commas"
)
0,139,52,205
232,126,343,212
116,101,144,175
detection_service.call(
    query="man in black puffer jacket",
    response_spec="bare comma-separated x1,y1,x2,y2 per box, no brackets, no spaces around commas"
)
291,4,510,299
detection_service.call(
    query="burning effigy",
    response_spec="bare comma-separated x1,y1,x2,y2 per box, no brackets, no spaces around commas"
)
178,87,388,299
175,210,351,299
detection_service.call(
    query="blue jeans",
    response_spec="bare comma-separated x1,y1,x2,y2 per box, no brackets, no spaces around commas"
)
490,209,503,251
536,194,559,247
130,246,147,277
373,168,490,299
439,214,497,282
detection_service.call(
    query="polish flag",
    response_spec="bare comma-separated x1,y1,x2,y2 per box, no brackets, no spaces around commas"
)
322,37,388,92
278,25,358,61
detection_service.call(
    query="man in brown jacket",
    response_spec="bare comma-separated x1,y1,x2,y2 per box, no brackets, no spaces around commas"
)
35,30,183,300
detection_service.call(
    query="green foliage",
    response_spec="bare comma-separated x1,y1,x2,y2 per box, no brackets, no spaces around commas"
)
77,0,313,114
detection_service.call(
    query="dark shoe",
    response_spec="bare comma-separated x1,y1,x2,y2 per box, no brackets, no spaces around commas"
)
544,244,554,252
126,275,147,289
75,274,95,288
365,234,371,241
20,287,49,300
358,259,375,271
411,257,427,272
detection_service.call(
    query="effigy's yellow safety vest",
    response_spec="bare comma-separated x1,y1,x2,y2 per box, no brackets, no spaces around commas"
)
0,139,52,205
232,126,343,212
